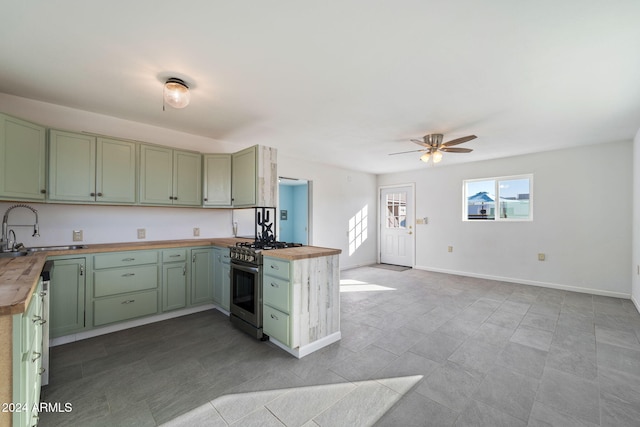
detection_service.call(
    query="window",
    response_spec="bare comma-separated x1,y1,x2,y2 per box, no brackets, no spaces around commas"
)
463,175,532,221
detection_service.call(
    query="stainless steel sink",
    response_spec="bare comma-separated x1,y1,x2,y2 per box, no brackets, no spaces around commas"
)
0,251,29,258
26,245,89,252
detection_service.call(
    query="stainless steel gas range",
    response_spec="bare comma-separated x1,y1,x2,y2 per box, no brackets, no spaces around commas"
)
229,207,301,339
229,240,302,340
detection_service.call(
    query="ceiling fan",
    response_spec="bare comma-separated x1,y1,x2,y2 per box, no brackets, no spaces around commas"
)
390,133,477,163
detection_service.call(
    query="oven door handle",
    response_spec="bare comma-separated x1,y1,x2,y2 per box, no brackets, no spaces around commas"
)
231,263,260,274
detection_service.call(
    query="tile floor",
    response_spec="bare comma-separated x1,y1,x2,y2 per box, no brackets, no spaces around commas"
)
40,266,640,426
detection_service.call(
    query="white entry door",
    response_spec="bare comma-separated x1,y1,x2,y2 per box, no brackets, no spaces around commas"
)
380,185,414,266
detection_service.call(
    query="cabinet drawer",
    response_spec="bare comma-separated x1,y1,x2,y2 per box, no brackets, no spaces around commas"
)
94,265,158,297
94,251,158,269
263,275,290,314
263,304,290,346
162,249,187,263
94,290,158,326
263,257,290,280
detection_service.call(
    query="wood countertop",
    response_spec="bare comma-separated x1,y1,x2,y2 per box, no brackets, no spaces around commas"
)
265,246,342,261
0,238,341,315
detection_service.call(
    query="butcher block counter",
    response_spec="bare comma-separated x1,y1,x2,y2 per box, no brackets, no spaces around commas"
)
0,239,340,315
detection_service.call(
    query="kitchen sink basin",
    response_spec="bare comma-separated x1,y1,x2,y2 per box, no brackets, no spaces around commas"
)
0,251,29,258
26,245,89,252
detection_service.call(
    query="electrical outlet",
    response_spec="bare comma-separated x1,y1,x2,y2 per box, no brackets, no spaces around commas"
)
447,246,453,253
137,228,146,239
193,227,200,237
538,253,546,261
72,230,83,242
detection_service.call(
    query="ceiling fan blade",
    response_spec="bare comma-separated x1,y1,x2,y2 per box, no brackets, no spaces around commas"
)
410,139,428,147
388,149,425,156
440,147,473,153
441,135,477,147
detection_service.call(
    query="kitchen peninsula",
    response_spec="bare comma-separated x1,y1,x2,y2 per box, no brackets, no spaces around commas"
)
0,238,340,426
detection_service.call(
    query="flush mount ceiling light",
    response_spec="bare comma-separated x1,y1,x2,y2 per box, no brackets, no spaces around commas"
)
163,78,190,109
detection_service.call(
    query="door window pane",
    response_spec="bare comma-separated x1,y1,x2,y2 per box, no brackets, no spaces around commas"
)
386,192,407,228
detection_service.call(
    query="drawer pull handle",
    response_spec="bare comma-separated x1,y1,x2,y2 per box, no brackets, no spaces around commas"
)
122,258,135,261
122,273,136,277
32,351,41,362
270,313,279,320
32,316,46,326
39,367,45,375
270,265,279,270
170,254,181,258
122,299,135,304
270,283,279,288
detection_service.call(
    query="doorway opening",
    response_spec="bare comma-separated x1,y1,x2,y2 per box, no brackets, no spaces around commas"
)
278,177,311,245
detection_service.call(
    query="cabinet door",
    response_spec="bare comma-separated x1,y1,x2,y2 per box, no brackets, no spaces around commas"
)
50,258,86,337
96,137,136,204
203,154,232,206
191,248,213,305
0,114,47,201
139,144,173,205
49,130,96,202
163,262,187,311
173,150,202,206
231,145,257,207
212,247,231,310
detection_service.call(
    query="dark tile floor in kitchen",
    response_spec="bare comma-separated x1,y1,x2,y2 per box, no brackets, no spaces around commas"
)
41,266,640,426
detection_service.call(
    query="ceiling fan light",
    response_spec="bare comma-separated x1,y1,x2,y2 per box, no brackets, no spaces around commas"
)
420,152,431,163
163,78,190,109
432,151,443,163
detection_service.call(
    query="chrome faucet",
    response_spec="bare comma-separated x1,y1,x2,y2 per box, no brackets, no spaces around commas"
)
1,204,40,252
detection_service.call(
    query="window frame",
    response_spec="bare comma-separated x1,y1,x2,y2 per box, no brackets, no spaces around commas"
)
462,174,533,222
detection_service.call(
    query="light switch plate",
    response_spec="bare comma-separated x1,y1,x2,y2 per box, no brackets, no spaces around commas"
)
193,227,200,237
137,228,146,239
72,230,83,242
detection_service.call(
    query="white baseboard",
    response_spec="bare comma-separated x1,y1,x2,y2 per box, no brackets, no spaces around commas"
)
632,294,640,314
50,304,219,347
268,331,342,359
413,265,632,300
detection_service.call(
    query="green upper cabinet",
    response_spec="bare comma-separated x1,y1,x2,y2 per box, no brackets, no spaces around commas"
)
49,130,136,203
231,145,277,207
95,137,137,203
139,144,201,206
203,154,232,207
0,113,47,201
174,150,202,206
231,145,257,207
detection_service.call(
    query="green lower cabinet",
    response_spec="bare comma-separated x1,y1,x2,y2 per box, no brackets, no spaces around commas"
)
163,262,187,312
50,258,86,338
191,248,213,305
263,304,290,346
94,290,159,326
12,278,44,427
212,247,230,310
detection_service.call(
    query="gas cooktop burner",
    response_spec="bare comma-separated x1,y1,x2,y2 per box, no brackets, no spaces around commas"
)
235,241,303,250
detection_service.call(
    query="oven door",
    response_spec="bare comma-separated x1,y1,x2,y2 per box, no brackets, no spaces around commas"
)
230,261,262,330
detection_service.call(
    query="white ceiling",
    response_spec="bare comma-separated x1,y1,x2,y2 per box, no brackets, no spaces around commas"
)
1,1,639,174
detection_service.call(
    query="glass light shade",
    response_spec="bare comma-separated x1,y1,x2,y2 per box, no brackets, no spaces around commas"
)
420,152,431,163
164,78,190,109
432,151,443,163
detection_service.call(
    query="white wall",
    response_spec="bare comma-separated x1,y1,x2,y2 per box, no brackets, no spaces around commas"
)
379,141,633,298
633,129,640,308
278,154,378,269
0,202,233,247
